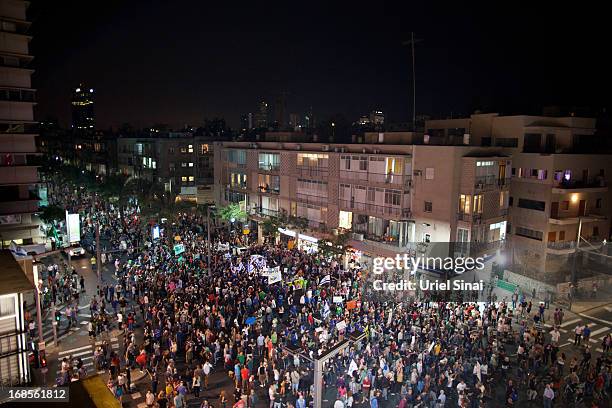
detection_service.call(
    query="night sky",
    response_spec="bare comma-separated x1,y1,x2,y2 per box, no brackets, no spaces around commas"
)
30,1,611,130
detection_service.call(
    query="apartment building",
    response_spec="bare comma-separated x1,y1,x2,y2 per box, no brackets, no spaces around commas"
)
425,113,612,277
0,0,41,247
117,133,214,203
214,139,511,261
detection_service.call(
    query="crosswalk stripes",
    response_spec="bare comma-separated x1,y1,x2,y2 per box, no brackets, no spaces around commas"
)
559,318,581,328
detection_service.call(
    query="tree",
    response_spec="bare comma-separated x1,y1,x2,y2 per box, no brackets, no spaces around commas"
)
318,231,351,259
39,205,65,225
218,203,247,223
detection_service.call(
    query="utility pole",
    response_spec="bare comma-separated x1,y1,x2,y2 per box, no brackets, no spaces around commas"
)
33,264,44,347
96,220,101,283
207,206,211,273
51,301,58,346
403,32,422,131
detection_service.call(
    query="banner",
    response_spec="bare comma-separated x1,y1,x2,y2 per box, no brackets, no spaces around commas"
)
66,212,80,243
173,243,185,255
267,266,282,284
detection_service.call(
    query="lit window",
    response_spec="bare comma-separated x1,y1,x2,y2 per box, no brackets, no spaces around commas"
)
189,176,195,181
189,162,194,167
181,176,187,182
188,145,193,153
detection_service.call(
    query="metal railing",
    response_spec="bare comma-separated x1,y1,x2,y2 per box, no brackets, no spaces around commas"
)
554,179,607,189
339,199,403,217
296,166,329,178
339,171,411,187
456,212,482,223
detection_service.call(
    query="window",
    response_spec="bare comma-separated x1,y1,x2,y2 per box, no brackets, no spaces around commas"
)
258,174,280,193
181,176,187,182
511,167,516,176
596,198,602,209
169,163,175,171
473,194,483,214
561,201,569,210
477,161,495,167
188,176,195,182
188,144,193,153
297,153,328,167
359,157,368,171
593,226,600,236
384,189,401,206
459,194,471,214
509,196,513,206
559,231,565,240
515,226,543,241
518,198,546,212
200,144,210,154
259,153,280,171
424,201,433,212
425,168,434,180
537,169,548,180
367,187,375,202
457,228,469,242
230,172,247,188
181,162,187,167
500,191,509,208
554,171,563,182
188,162,194,167
227,149,247,165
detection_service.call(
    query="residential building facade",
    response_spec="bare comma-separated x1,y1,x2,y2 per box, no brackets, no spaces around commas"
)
0,0,41,247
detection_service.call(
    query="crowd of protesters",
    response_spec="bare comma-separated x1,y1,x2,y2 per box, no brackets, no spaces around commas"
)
37,181,612,408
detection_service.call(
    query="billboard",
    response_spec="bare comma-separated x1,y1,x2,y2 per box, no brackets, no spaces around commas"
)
66,212,80,243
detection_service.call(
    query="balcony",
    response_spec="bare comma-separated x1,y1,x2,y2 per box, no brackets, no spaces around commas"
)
474,175,507,191
546,237,605,254
250,207,280,218
0,88,35,103
296,166,329,178
339,171,412,189
296,193,328,206
456,212,482,224
0,166,38,185
258,164,280,172
552,179,608,194
258,184,280,194
339,199,404,218
549,214,606,225
0,199,38,215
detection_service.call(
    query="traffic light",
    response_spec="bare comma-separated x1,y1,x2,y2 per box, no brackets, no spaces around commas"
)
39,350,47,368
55,311,61,322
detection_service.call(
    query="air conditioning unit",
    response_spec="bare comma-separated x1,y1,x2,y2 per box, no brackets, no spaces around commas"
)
334,147,340,153
362,148,367,154
296,144,302,150
250,143,259,149
322,145,330,151
352,233,364,241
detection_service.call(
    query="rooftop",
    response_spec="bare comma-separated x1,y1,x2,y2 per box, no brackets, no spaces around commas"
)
0,250,34,295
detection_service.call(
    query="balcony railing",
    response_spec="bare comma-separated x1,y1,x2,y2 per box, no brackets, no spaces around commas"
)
339,171,411,187
0,89,35,103
258,185,280,194
456,212,482,223
547,241,575,250
554,179,607,189
339,199,403,217
296,193,328,205
250,207,280,218
474,175,507,190
296,166,329,178
258,164,280,172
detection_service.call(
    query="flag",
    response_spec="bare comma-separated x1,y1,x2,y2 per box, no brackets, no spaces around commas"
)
319,275,331,286
9,241,27,257
347,359,358,376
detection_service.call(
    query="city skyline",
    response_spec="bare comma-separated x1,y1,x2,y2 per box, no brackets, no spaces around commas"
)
30,1,611,129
